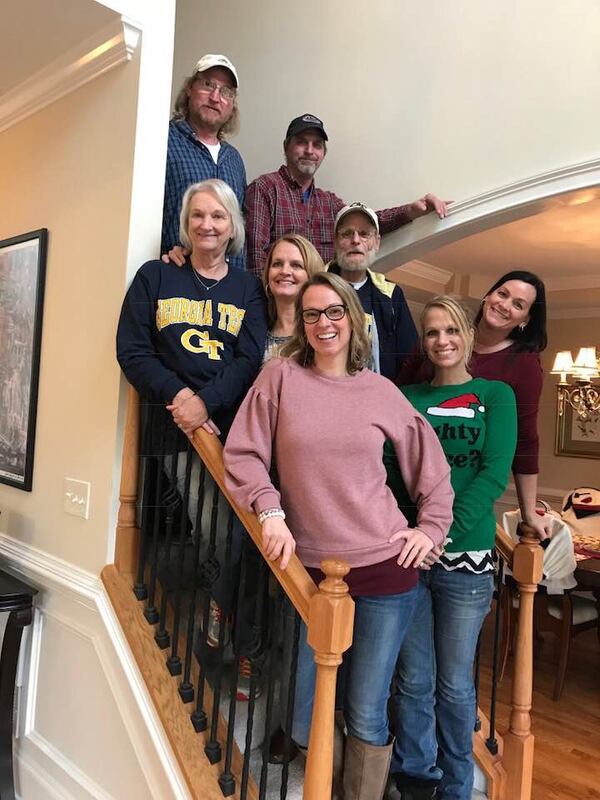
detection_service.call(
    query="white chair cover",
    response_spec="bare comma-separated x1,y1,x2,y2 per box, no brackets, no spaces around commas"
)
501,508,577,594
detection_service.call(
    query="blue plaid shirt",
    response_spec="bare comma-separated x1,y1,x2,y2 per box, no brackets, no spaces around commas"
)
162,120,247,270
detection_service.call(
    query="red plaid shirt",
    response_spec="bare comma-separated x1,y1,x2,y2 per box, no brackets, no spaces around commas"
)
244,165,414,276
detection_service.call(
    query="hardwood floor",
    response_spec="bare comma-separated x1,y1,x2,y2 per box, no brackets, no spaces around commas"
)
479,615,600,800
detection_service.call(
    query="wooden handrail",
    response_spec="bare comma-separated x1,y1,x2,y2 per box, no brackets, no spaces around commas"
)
495,522,514,568
191,428,318,624
502,521,543,800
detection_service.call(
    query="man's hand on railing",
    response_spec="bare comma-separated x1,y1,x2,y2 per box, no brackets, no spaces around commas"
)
521,512,551,542
167,388,209,436
390,528,435,568
261,516,296,570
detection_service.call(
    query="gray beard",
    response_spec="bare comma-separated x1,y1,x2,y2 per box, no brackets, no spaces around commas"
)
336,248,377,274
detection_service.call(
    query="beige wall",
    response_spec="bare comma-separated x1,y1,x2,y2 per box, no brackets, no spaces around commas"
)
174,0,600,205
0,59,139,573
539,316,600,493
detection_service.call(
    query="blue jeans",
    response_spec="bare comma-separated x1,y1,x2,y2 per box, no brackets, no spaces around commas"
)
391,567,493,800
292,586,418,748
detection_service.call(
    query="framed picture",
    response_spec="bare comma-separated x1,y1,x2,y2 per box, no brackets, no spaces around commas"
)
0,229,48,490
555,392,600,460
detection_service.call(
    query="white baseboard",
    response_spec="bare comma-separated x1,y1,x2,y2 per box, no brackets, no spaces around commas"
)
0,533,191,800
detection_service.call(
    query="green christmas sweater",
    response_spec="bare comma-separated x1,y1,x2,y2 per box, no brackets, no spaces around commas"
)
385,378,517,571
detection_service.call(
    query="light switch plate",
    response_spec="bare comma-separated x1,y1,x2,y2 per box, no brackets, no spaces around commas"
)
64,478,91,519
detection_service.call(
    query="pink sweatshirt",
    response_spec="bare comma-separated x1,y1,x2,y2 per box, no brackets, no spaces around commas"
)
223,358,454,570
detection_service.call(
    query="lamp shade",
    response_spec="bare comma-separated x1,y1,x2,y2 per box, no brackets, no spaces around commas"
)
550,351,574,375
572,347,599,379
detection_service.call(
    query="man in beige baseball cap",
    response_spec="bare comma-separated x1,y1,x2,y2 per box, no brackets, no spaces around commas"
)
162,54,246,269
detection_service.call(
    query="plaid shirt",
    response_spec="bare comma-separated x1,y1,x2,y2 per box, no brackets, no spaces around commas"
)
162,120,247,270
244,165,414,276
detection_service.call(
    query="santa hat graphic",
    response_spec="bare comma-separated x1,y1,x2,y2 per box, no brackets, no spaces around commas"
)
427,393,485,419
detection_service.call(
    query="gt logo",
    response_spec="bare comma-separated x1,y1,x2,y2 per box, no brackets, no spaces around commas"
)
181,329,224,360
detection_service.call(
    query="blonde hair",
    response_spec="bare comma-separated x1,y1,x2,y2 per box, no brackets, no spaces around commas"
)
262,235,325,327
179,179,245,255
172,76,240,139
420,296,475,366
281,272,371,375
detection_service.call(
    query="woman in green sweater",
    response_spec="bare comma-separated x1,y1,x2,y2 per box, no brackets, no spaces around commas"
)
386,296,517,800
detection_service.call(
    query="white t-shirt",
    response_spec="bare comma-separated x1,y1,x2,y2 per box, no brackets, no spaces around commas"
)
204,142,221,164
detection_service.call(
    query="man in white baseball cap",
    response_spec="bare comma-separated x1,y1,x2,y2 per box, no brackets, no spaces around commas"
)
327,202,418,380
162,54,246,269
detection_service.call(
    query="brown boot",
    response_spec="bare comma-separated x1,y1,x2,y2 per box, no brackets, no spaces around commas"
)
343,735,393,800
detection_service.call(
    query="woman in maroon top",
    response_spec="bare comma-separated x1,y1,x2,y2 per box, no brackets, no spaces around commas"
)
398,270,549,539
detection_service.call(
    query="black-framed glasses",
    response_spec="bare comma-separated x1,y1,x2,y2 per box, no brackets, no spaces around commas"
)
301,304,347,324
195,78,236,102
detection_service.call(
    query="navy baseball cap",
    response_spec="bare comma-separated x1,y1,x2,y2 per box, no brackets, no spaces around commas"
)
285,114,328,141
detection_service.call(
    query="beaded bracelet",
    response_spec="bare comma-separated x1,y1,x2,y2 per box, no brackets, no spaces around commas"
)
258,508,286,525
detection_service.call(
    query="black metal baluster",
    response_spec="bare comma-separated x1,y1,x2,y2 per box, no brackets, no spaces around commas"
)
133,400,155,601
155,426,180,649
179,462,207,704
166,440,194,676
280,609,301,799
239,555,268,800
191,477,221,733
259,587,283,799
486,558,504,754
144,411,167,625
218,531,250,797
205,506,235,766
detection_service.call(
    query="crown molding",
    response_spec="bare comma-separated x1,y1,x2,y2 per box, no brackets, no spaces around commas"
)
394,259,453,285
376,157,600,274
0,16,141,134
547,306,600,320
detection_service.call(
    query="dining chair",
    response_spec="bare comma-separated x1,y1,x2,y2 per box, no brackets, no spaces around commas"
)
534,589,599,700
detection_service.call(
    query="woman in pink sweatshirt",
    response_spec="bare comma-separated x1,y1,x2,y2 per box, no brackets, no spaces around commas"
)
223,272,453,800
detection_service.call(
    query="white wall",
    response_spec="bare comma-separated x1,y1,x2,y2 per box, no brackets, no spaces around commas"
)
174,0,600,207
0,2,184,797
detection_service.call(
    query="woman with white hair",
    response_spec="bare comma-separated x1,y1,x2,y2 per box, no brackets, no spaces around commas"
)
117,180,267,671
117,178,266,436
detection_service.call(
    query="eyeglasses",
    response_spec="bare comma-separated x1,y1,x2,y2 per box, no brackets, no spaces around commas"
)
301,304,347,324
195,78,236,102
337,228,376,241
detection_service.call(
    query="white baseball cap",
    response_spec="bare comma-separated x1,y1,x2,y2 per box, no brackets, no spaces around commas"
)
334,202,379,233
193,54,239,88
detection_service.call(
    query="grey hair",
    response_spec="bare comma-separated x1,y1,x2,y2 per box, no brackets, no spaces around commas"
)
179,179,245,255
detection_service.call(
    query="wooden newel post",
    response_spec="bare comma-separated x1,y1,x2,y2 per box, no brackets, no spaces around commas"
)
303,560,354,800
503,521,543,800
115,386,141,575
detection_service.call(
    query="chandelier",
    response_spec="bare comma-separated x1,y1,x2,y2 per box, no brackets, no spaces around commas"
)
551,347,600,420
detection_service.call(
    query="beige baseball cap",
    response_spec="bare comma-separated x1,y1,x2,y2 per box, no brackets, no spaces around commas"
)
193,54,239,88
334,202,379,233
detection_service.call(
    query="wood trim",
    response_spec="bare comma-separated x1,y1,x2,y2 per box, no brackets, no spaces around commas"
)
101,564,244,800
304,562,354,800
115,385,141,574
0,17,141,134
502,524,544,800
191,428,317,623
472,712,507,800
